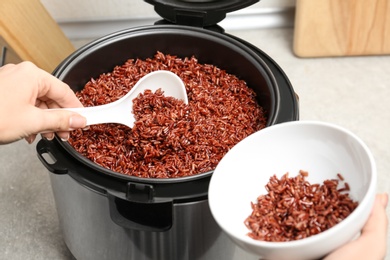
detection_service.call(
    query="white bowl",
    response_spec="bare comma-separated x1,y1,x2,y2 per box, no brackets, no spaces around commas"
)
208,121,376,260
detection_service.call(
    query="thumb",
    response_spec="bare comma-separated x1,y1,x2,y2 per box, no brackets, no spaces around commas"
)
34,109,87,133
361,193,388,236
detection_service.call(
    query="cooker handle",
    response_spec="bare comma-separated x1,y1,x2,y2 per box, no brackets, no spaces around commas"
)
108,193,173,232
36,138,68,174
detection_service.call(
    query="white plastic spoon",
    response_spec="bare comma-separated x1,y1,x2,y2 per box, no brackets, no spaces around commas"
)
59,70,188,128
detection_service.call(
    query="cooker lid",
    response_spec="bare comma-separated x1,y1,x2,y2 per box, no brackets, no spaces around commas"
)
144,0,260,27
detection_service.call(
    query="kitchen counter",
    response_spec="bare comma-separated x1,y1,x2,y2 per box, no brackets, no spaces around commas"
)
1,27,389,259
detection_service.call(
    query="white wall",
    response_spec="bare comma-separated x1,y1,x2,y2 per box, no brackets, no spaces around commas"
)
41,0,295,22
40,0,296,40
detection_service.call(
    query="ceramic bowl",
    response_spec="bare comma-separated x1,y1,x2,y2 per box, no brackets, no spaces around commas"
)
208,121,376,260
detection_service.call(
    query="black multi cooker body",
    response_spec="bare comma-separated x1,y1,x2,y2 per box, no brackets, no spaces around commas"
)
36,1,299,259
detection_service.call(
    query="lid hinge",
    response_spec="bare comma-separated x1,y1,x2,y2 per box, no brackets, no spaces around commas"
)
154,5,226,27
175,9,225,27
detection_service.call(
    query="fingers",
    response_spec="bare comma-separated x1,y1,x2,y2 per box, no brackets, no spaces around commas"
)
35,66,83,108
380,193,388,207
356,193,388,259
34,65,86,141
40,132,55,142
25,134,37,144
30,66,86,141
361,193,388,239
17,61,82,109
28,108,86,138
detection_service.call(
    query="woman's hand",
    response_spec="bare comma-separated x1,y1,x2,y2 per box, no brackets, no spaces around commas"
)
0,61,86,144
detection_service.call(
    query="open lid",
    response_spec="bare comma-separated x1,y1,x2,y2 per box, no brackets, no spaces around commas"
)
144,0,260,27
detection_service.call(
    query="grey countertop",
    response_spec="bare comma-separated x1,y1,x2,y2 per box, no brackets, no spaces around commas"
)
1,27,389,260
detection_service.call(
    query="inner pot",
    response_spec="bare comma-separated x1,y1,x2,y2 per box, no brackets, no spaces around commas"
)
49,25,282,189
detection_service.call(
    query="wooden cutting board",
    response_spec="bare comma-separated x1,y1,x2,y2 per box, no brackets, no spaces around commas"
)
0,0,74,71
293,0,390,57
